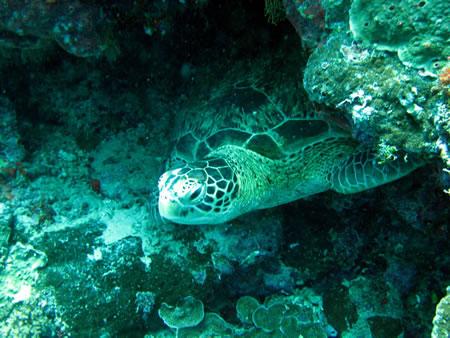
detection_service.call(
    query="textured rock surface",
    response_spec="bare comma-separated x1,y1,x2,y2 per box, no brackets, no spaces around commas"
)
432,286,450,338
349,0,449,73
0,0,107,57
303,22,447,163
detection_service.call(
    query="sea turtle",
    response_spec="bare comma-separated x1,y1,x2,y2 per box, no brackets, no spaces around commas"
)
154,66,422,225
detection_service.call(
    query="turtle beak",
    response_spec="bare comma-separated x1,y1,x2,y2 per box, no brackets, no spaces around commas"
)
158,195,172,219
158,185,180,220
158,172,177,220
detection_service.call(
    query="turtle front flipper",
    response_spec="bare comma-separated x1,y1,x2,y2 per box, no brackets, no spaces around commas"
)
329,150,424,194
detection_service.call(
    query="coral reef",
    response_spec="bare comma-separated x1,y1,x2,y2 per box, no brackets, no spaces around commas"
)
302,0,450,190
0,0,107,57
158,296,205,329
432,286,450,338
349,0,449,73
0,97,24,170
303,29,444,159
283,0,327,49
155,290,332,337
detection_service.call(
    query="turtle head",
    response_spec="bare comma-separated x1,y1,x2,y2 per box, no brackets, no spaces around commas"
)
157,159,240,224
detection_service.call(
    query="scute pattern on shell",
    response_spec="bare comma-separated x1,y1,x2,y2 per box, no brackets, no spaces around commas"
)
171,56,346,164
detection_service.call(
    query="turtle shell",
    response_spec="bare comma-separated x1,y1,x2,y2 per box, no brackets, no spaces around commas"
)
170,59,349,164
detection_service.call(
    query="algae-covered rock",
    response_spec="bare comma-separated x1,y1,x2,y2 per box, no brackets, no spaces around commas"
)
37,225,152,336
0,242,47,304
303,30,442,157
0,242,52,336
0,203,11,261
283,0,327,49
302,0,450,174
136,291,157,320
198,208,287,296
0,97,24,168
323,284,358,334
432,286,450,338
0,0,107,57
349,0,450,73
340,276,404,337
368,316,403,338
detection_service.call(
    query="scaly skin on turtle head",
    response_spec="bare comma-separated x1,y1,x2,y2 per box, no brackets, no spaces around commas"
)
158,158,240,224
